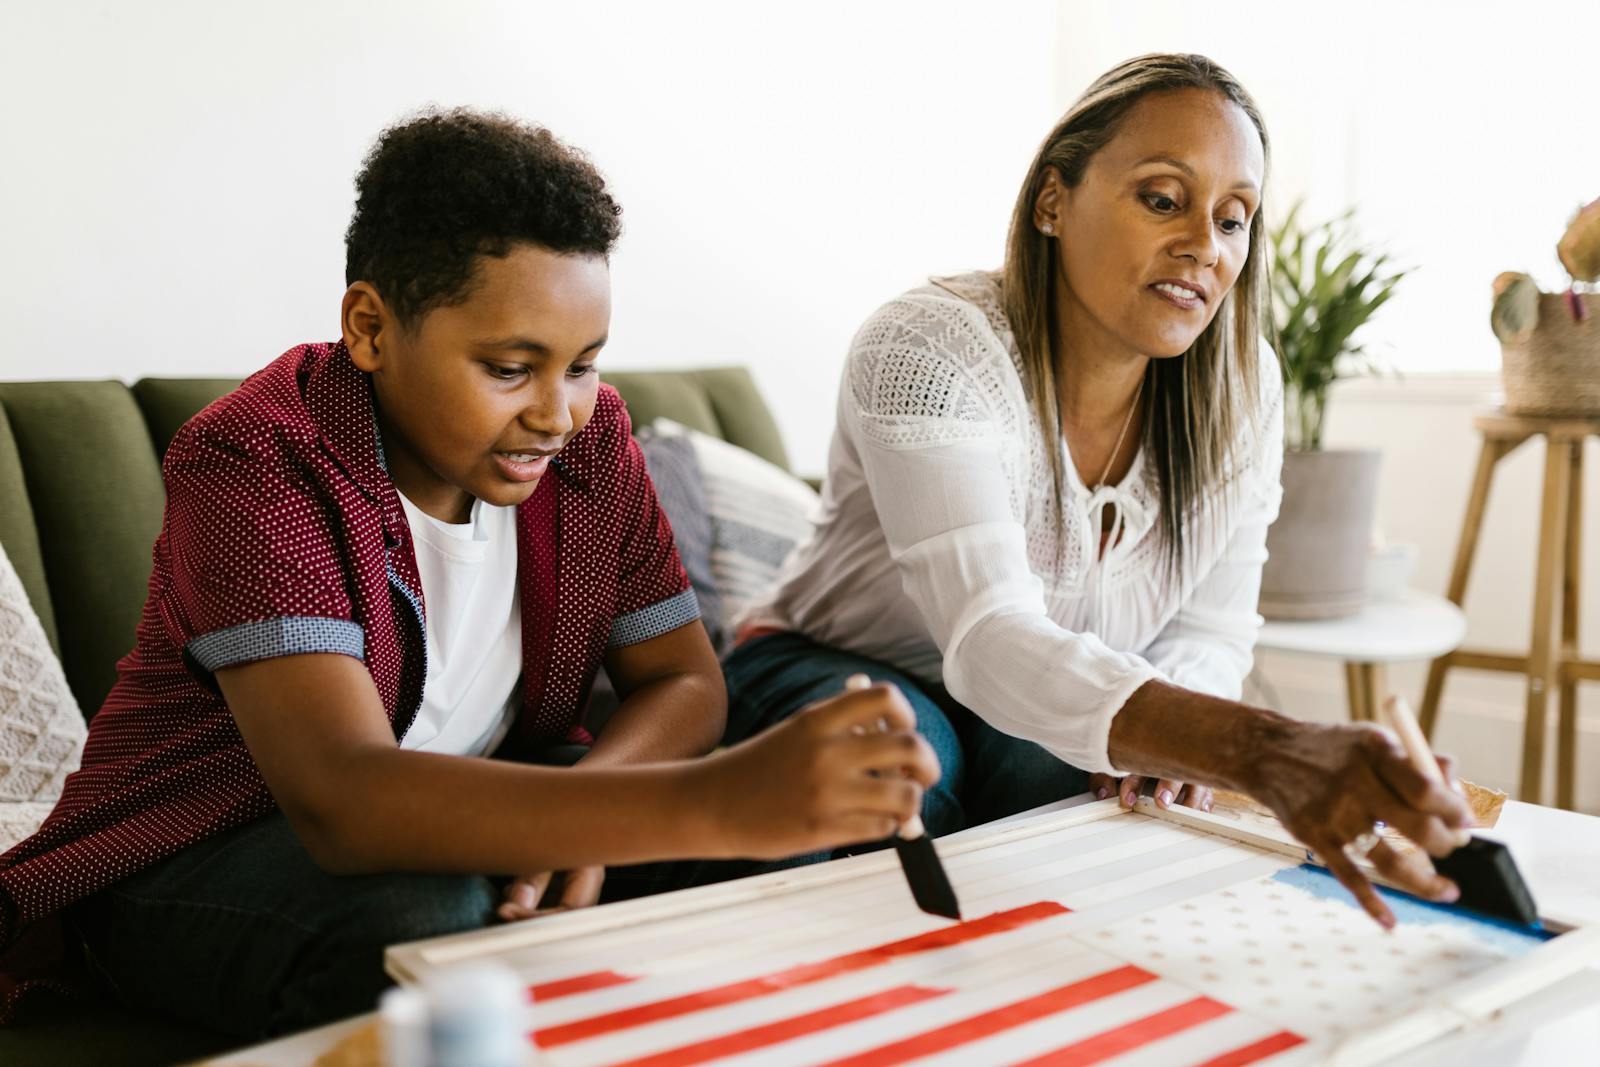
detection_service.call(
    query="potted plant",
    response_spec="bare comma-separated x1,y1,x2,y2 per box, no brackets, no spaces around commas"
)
1491,196,1600,415
1258,205,1407,620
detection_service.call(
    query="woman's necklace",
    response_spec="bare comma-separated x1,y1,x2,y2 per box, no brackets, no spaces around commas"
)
1088,375,1145,489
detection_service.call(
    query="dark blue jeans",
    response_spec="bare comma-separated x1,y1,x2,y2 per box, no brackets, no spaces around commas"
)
723,631,1091,837
67,748,773,1040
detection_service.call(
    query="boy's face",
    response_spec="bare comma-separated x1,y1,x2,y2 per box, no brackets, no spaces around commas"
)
346,244,611,523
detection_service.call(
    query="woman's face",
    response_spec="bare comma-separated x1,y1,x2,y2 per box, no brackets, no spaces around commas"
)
1037,88,1264,360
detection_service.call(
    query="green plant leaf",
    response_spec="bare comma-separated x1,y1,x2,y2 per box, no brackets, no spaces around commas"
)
1269,201,1406,450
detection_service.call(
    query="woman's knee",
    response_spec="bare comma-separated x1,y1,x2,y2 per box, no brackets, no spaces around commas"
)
722,634,967,835
963,727,1090,826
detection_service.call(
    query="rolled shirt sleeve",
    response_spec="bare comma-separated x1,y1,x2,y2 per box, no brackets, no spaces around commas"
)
159,430,364,682
605,407,701,648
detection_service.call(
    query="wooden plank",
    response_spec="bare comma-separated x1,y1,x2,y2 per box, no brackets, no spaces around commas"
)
1516,441,1568,799
1521,441,1571,803
1447,650,1530,673
1472,410,1600,441
1421,438,1505,738
1558,441,1584,810
387,801,1133,980
1564,660,1600,682
1343,662,1368,722
1364,663,1388,724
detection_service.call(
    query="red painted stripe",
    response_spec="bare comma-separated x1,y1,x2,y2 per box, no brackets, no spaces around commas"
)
816,964,1156,1067
528,969,635,1001
611,984,951,1067
533,902,1067,1048
1190,1030,1308,1066
1012,996,1233,1066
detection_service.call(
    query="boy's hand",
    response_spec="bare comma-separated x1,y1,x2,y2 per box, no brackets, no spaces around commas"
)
698,680,940,860
497,865,606,922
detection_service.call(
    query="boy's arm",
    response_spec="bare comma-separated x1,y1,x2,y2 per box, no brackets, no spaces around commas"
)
216,652,933,877
583,620,726,768
496,619,723,915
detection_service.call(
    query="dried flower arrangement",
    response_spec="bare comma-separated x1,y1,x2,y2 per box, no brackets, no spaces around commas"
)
1491,196,1600,339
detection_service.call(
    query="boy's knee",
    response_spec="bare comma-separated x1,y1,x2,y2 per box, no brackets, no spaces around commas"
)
272,874,497,1034
344,873,498,948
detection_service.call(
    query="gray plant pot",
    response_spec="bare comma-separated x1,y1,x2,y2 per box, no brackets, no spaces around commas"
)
1258,449,1381,620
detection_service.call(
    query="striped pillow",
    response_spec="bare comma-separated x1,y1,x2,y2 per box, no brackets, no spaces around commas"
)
650,418,818,629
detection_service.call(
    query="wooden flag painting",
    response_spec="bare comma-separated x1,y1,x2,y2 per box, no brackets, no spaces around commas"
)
387,799,1600,1065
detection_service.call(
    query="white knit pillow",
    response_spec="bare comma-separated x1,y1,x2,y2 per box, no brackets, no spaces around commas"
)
0,540,85,850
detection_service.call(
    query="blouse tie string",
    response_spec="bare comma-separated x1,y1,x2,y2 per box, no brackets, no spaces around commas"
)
1082,483,1150,636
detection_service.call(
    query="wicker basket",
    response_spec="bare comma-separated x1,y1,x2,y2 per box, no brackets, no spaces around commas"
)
1500,292,1600,416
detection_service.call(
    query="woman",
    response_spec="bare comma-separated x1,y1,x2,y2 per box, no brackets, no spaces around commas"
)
726,54,1469,927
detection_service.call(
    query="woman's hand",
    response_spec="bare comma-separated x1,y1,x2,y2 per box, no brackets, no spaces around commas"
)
497,866,606,922
695,680,940,860
1107,680,1477,929
1087,772,1212,813
1246,720,1473,928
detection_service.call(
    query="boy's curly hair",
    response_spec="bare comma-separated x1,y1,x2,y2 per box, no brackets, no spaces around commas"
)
345,108,622,327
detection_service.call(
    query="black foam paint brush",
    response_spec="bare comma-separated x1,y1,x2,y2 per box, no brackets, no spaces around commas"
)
844,675,962,921
892,811,962,921
1381,697,1539,926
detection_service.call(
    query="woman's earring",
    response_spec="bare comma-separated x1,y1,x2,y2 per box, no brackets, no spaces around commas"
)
1041,222,1054,235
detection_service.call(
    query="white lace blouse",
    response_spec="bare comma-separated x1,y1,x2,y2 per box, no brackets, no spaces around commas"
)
739,272,1285,774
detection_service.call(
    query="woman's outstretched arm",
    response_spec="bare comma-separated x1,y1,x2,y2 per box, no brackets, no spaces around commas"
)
1110,679,1472,927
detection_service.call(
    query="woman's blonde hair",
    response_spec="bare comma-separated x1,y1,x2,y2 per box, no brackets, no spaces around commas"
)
1001,53,1272,578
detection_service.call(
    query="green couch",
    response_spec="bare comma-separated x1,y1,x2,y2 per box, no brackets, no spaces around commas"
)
0,367,790,1066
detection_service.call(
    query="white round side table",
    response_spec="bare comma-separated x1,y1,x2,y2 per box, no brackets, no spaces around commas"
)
1255,590,1467,721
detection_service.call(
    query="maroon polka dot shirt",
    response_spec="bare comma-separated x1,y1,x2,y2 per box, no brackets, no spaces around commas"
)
0,342,696,978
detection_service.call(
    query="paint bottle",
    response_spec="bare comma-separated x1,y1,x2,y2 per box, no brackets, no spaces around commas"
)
379,985,430,1067
423,961,530,1067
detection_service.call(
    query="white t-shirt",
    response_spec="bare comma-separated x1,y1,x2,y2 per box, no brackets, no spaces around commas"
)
395,492,522,757
738,271,1285,775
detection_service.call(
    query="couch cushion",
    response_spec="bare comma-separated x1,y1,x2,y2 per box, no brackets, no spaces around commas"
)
687,367,793,474
649,418,818,627
0,383,165,718
604,368,791,472
0,995,232,1067
131,378,241,459
0,404,56,657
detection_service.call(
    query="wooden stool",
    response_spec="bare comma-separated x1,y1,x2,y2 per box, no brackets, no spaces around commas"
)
1419,410,1600,808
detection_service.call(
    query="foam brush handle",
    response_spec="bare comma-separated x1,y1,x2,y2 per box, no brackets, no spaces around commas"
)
844,672,924,839
1381,696,1473,848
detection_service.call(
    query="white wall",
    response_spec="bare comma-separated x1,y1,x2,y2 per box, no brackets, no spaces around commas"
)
1052,0,1600,377
0,0,1056,474
4,2,1596,807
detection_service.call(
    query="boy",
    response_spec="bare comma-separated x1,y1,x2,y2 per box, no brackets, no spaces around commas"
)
0,110,935,1038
